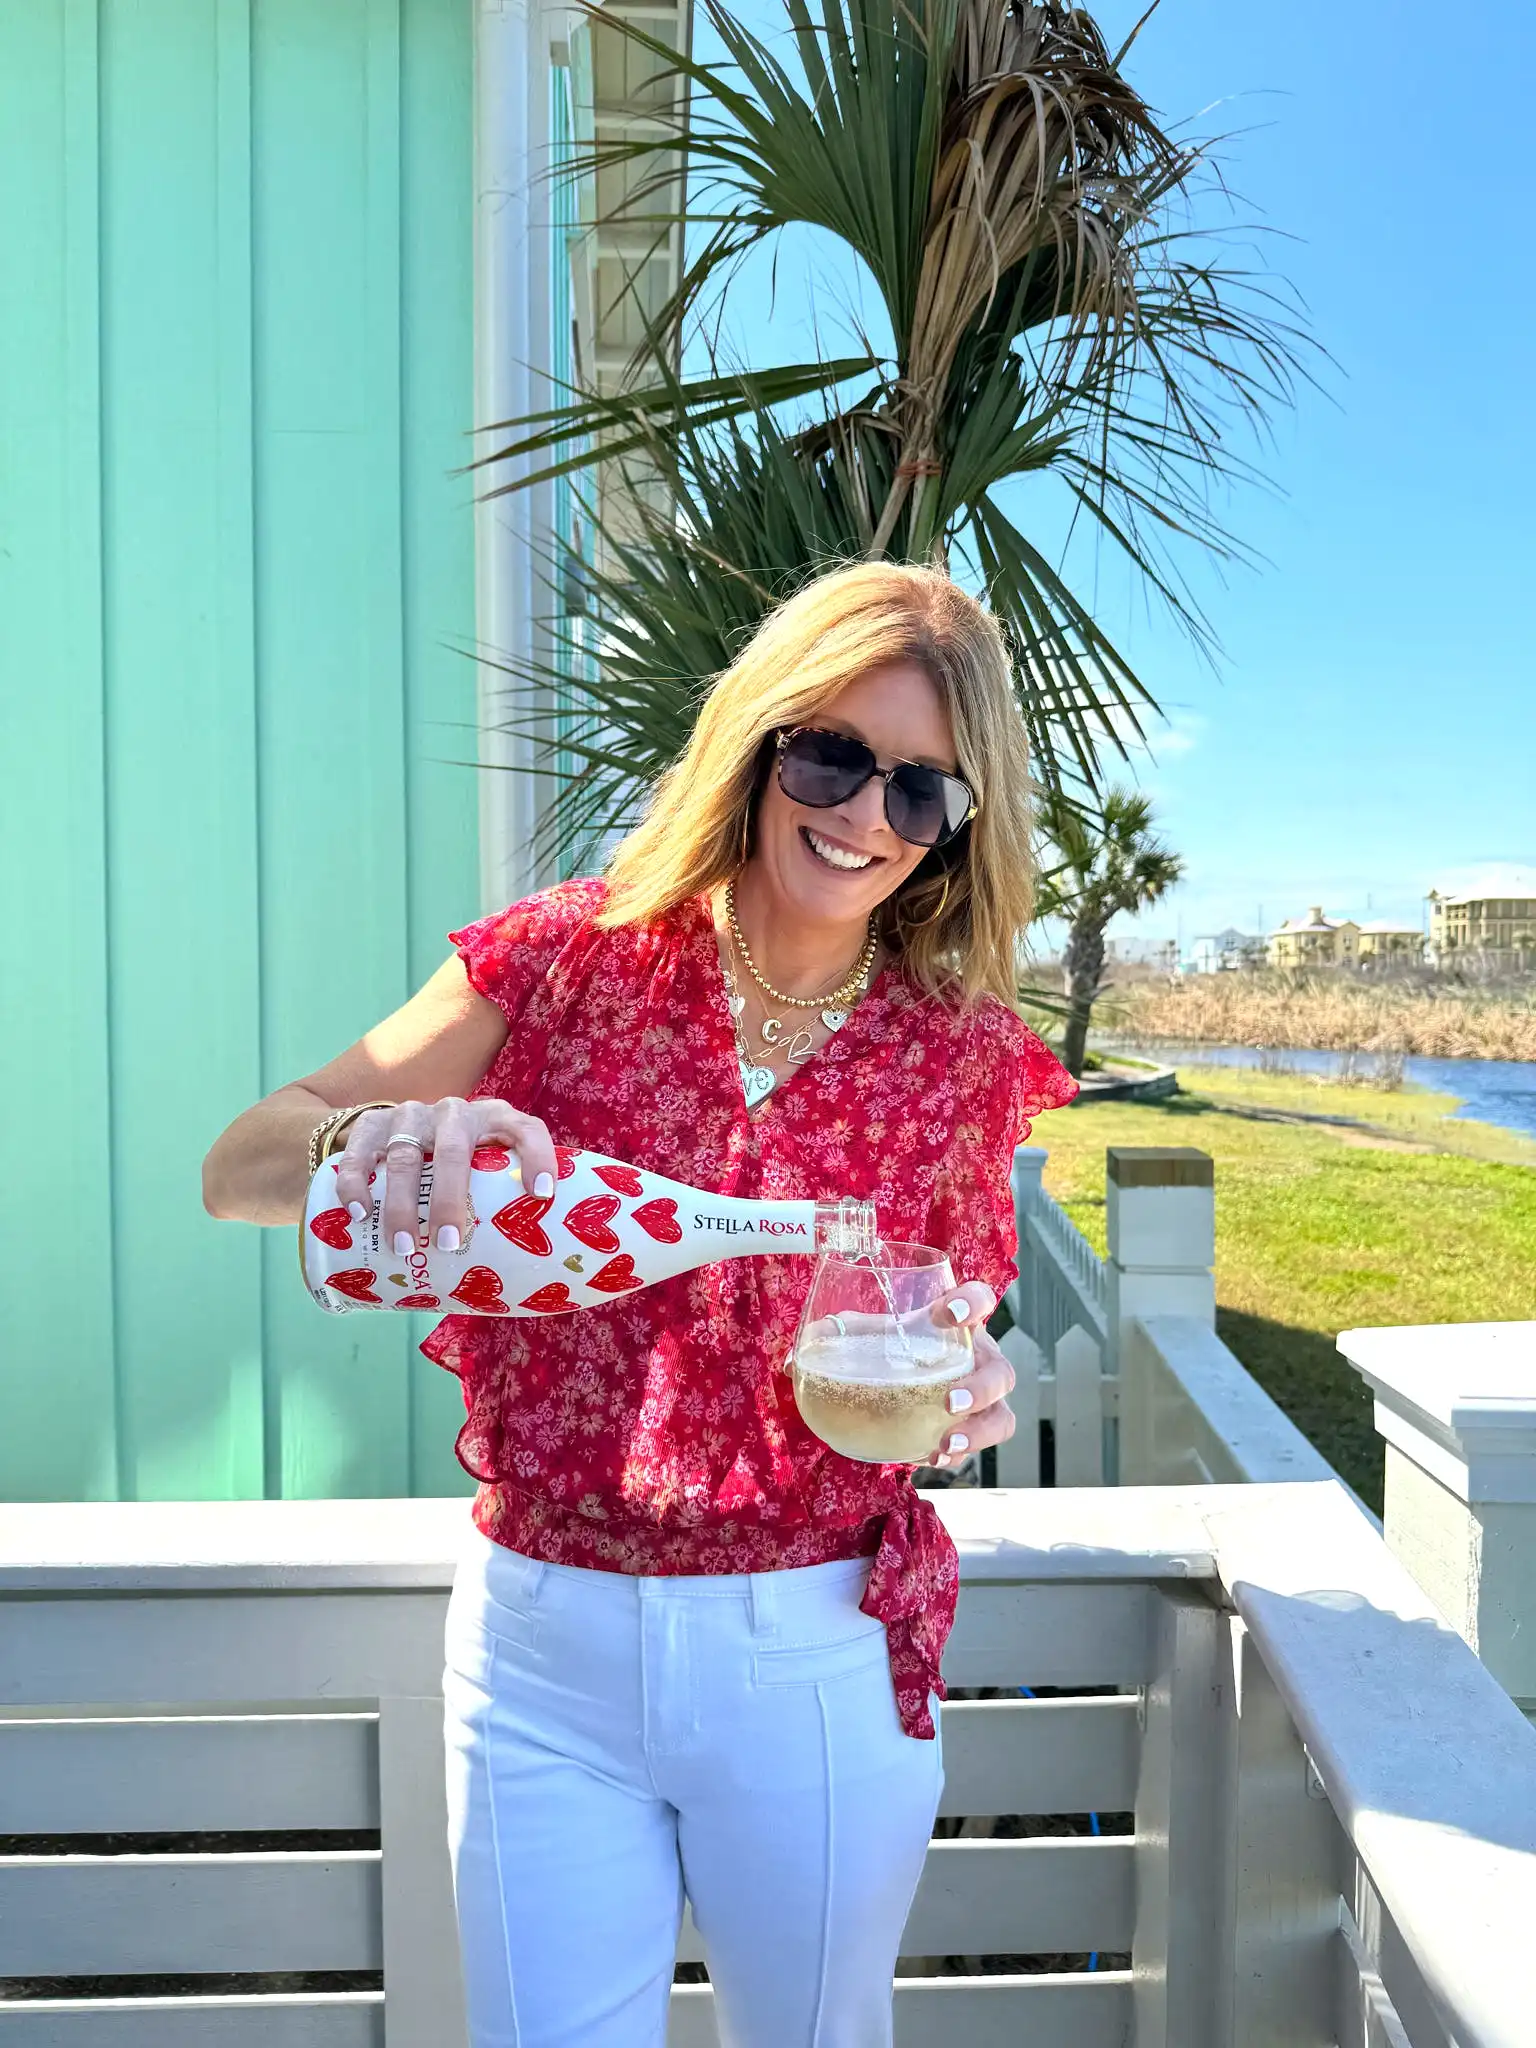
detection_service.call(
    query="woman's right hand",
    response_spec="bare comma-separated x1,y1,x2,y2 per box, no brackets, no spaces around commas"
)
332,1099,558,1257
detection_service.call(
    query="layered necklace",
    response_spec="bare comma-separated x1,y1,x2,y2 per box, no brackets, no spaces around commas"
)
721,880,878,1110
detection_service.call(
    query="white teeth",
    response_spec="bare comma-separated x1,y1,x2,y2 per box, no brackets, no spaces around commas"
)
806,829,873,871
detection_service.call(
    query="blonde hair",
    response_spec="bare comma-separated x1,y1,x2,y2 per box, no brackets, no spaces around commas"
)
599,560,1036,1005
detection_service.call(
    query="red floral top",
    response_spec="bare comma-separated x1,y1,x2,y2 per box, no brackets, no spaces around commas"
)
421,879,1076,1736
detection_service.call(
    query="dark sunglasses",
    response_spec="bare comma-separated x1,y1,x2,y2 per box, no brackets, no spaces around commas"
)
774,726,976,848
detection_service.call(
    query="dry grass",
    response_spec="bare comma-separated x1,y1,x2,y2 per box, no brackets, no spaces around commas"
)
1098,973,1536,1062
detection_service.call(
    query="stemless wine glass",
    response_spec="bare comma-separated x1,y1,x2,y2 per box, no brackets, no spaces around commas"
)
791,1243,972,1463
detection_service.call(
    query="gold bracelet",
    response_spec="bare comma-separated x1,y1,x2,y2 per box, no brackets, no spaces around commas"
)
307,1108,352,1180
307,1102,395,1180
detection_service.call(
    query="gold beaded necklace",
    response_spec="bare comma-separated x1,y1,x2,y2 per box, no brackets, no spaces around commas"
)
722,882,879,1109
724,881,877,1010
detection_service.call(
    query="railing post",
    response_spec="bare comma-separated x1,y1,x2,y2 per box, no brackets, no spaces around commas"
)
1011,1142,1047,1217
1339,1321,1536,1715
1215,1623,1344,2048
379,1695,469,2047
1007,1145,1047,1325
1111,1150,1214,1492
1134,1588,1227,2048
1107,1143,1215,1389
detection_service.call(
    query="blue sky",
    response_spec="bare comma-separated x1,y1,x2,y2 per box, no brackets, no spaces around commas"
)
683,0,1535,947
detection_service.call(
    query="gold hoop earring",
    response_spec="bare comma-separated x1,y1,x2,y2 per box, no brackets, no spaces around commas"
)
737,806,753,868
898,867,951,931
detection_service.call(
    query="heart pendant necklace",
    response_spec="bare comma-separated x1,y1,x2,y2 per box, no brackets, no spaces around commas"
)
721,952,780,1109
718,903,874,1114
741,1060,776,1109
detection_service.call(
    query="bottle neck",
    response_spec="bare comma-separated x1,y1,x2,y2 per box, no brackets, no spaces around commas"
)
812,1198,879,1258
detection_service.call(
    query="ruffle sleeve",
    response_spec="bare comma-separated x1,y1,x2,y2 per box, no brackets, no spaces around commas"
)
449,875,608,1035
923,1003,1077,1300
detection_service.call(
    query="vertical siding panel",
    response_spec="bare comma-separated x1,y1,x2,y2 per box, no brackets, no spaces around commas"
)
0,0,120,1499
253,0,413,1497
401,0,479,1496
97,0,263,1500
215,0,267,1500
1,0,476,1502
361,0,419,1494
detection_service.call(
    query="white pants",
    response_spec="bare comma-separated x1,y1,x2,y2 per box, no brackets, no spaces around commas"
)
443,1526,943,2048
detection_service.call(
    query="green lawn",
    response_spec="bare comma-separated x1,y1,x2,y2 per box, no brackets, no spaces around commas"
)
1035,1064,1536,1512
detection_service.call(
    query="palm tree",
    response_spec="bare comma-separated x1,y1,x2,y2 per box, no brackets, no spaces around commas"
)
481,0,1311,867
1035,786,1184,1076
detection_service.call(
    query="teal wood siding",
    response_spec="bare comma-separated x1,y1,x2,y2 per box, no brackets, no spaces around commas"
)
548,50,598,878
0,0,478,1501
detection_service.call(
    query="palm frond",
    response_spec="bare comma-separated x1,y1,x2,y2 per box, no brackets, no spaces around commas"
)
476,0,1319,845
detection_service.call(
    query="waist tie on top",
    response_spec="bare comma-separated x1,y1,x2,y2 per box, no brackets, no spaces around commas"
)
859,1486,960,1740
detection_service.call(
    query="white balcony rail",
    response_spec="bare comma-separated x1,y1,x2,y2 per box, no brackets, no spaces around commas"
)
1121,1317,1340,1490
2,1487,1534,2047
1341,1319,1536,1718
1002,1144,1343,1496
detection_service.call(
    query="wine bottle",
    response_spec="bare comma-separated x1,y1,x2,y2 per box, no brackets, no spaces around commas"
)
300,1144,878,1318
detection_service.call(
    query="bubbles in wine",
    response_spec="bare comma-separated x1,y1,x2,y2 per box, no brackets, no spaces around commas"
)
794,1330,968,1463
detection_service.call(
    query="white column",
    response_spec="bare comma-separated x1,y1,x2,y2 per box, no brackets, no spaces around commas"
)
474,0,556,912
1339,1320,1536,1713
1106,1146,1216,1341
1109,1148,1216,1484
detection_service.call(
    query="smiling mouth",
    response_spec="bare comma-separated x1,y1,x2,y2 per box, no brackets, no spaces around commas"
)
801,826,877,873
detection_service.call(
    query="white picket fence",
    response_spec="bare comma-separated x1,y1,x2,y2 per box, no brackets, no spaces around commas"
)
1009,1147,1109,1359
3,1486,1535,2047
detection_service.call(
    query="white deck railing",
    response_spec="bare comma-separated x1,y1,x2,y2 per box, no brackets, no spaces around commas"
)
1011,1147,1110,1355
3,1487,1534,2047
1339,1319,1536,1718
1003,1144,1340,1494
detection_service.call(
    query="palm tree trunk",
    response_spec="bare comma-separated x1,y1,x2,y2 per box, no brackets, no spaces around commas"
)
1060,913,1107,1077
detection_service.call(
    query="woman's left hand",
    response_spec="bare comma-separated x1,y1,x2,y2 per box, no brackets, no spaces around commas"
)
926,1282,1014,1468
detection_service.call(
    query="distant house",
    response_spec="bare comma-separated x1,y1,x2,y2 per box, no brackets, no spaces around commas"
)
1268,908,1362,970
1105,937,1181,972
1355,921,1425,967
1189,929,1264,974
1428,888,1536,959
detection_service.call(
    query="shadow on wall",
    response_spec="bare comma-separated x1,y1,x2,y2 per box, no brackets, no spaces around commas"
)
1215,1308,1383,1514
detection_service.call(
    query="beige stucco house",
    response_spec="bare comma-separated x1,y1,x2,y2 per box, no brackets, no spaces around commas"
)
1428,889,1536,958
1268,908,1361,969
1355,921,1426,965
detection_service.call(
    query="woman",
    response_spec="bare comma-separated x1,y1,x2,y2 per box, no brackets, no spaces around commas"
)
204,559,1075,2048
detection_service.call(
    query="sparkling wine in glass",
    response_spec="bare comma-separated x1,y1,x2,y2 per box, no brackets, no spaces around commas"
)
792,1243,972,1464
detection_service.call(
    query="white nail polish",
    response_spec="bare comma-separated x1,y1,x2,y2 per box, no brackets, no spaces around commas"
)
347,1202,367,1222
946,1387,974,1414
934,1453,952,1468
393,1231,414,1256
948,1297,970,1325
436,1225,461,1253
533,1172,555,1199
947,1432,970,1455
